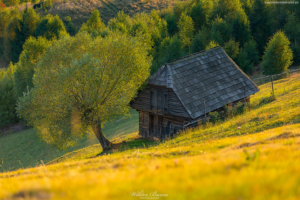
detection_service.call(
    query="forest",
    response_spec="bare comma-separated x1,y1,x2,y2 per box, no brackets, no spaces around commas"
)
0,0,300,131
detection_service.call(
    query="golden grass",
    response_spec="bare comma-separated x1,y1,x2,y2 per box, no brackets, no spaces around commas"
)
0,73,300,199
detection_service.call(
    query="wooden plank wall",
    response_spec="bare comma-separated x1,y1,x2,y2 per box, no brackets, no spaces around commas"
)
167,89,191,118
139,111,150,137
131,88,151,111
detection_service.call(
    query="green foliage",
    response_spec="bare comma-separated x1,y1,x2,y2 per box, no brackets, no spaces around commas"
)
209,111,221,124
17,32,152,150
224,102,250,119
237,39,259,73
284,12,300,66
3,0,20,7
4,16,21,62
224,39,240,62
164,12,177,36
0,9,11,55
261,30,293,75
0,63,19,127
154,35,183,72
14,36,51,98
79,9,105,35
10,8,40,63
178,12,194,50
209,17,231,45
191,27,208,53
205,40,219,50
35,14,68,40
231,11,251,47
249,0,274,56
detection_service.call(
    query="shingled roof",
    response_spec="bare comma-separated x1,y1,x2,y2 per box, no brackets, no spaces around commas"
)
148,46,259,119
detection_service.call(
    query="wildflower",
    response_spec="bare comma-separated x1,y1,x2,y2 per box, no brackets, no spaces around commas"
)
155,147,157,149
238,127,241,129
113,149,115,152
36,168,39,170
174,160,178,164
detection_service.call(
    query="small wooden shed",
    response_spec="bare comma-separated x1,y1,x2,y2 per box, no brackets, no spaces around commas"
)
130,46,259,139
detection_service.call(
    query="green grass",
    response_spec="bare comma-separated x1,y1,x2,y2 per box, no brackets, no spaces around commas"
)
1,73,300,200
0,109,138,172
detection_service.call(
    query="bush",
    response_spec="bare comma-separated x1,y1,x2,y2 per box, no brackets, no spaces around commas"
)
209,111,222,124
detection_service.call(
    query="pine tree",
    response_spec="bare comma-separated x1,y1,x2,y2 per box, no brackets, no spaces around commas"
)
284,12,300,66
237,39,259,73
249,0,274,57
209,17,232,46
261,31,293,75
191,27,208,53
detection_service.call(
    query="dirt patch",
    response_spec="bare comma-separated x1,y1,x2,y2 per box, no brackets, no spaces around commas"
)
0,123,28,138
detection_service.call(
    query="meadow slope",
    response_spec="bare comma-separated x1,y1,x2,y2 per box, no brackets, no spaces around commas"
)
0,109,138,172
0,72,300,200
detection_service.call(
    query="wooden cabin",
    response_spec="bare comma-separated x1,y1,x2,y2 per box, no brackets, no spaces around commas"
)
130,46,259,140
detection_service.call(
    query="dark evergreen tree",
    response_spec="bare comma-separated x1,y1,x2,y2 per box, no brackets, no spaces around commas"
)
284,12,300,66
249,0,274,57
35,14,68,40
191,27,208,53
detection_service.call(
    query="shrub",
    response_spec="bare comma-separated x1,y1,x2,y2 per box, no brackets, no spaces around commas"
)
209,111,221,124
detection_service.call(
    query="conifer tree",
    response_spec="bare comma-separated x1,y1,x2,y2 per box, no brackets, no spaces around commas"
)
249,0,274,57
284,12,300,66
261,31,293,75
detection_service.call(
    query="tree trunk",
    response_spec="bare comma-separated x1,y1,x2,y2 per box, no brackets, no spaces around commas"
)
92,120,112,150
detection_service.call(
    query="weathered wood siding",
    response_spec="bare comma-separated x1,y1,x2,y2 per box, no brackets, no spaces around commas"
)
131,88,151,111
167,89,190,118
139,111,150,137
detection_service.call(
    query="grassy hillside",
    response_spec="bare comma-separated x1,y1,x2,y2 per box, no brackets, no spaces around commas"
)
0,109,138,172
0,72,300,199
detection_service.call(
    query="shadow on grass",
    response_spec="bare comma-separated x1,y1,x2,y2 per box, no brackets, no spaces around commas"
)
94,138,159,157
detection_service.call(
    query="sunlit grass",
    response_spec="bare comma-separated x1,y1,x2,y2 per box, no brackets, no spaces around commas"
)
0,73,300,200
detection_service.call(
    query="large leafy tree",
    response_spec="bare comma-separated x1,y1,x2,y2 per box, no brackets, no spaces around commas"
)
17,33,152,150
261,31,293,75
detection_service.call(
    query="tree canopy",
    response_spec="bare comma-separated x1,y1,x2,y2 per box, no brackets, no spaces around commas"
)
17,32,152,150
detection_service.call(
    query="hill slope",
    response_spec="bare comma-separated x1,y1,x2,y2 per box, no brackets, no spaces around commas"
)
0,109,138,172
1,72,300,199
28,0,187,28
